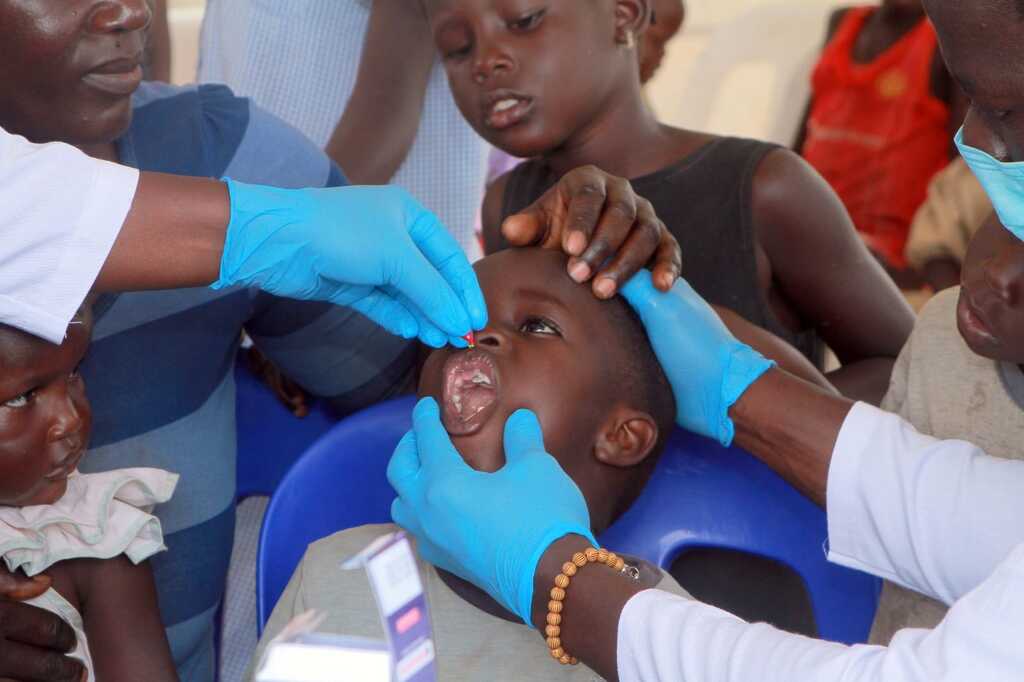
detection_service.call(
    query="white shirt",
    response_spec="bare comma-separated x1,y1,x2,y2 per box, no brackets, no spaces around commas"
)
618,403,1024,681
0,127,138,343
198,0,488,259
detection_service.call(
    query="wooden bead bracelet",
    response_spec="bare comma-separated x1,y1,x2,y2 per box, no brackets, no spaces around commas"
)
545,546,633,666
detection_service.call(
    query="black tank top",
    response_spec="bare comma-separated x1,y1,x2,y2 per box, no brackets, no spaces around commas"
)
499,137,822,366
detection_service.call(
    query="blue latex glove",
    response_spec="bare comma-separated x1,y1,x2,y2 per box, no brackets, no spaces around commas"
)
388,398,598,625
213,180,487,347
621,270,774,446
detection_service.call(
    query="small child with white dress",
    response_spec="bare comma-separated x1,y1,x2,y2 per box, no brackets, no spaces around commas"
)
0,308,179,682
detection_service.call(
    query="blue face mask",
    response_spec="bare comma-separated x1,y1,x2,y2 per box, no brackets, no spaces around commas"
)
955,126,1024,241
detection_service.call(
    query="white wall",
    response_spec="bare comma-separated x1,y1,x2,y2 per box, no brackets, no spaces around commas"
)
646,0,849,141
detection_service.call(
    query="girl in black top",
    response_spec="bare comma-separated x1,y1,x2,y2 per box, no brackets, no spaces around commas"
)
424,0,915,404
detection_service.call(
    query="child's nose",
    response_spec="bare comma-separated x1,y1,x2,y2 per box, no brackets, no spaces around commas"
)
87,0,152,35
474,328,505,349
983,246,1024,307
472,43,514,84
47,387,86,444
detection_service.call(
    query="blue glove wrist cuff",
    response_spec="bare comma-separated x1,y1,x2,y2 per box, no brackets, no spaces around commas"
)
515,525,599,628
717,345,775,447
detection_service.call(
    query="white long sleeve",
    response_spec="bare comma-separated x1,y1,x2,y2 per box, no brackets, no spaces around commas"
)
825,403,1024,605
617,403,1024,681
0,127,138,343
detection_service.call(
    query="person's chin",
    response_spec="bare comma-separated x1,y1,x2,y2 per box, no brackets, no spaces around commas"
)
956,290,1005,360
483,123,560,161
62,105,133,149
24,479,70,507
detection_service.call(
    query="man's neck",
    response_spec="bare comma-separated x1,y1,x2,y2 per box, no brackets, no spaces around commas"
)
77,142,120,163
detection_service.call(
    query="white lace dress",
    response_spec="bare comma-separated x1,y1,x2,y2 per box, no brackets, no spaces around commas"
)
0,469,178,682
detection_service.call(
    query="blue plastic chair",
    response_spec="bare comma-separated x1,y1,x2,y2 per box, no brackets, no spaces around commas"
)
256,396,416,632
601,428,880,644
234,354,337,500
256,398,880,643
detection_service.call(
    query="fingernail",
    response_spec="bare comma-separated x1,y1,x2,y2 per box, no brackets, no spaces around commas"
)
594,278,616,298
567,232,587,256
569,261,591,282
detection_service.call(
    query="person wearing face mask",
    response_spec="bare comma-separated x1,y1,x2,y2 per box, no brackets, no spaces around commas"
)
389,1,1024,679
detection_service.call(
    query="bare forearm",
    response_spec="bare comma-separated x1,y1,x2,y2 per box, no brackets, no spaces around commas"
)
826,357,896,406
325,0,434,184
96,172,228,292
531,535,641,681
731,368,853,507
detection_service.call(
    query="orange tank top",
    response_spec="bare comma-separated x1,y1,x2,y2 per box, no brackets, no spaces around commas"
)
801,7,950,268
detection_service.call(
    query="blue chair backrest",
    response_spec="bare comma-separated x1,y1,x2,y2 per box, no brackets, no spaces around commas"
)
256,396,415,631
257,398,880,643
235,354,337,500
601,428,880,644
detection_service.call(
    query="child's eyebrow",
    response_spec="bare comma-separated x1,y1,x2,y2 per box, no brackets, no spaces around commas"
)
513,287,571,313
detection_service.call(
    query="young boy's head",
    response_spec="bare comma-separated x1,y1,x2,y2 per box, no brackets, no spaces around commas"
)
418,248,675,533
924,0,1024,161
0,0,150,145
639,0,684,84
423,0,651,159
0,311,93,507
956,215,1024,364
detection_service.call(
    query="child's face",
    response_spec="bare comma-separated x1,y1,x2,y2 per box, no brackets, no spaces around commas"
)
425,0,643,158
419,249,628,486
924,0,1024,162
639,0,683,84
0,0,149,145
956,216,1024,363
0,317,93,507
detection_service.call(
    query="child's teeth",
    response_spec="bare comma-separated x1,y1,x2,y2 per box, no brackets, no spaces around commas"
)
494,99,518,113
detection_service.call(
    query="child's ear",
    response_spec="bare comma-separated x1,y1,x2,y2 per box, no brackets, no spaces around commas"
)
594,405,659,468
614,0,649,47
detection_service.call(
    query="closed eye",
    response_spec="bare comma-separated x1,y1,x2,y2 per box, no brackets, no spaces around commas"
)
508,8,546,32
443,42,472,60
519,316,562,336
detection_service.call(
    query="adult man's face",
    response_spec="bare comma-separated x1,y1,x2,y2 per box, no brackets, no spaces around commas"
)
925,0,1024,161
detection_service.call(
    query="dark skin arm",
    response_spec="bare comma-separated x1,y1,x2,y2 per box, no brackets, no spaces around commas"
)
95,172,229,293
752,149,914,404
0,570,84,682
325,0,434,184
71,557,177,682
529,370,853,680
98,167,680,301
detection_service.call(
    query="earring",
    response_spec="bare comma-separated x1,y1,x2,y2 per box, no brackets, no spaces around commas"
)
624,30,636,49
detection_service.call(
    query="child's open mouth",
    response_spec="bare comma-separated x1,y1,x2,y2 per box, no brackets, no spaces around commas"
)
441,350,500,436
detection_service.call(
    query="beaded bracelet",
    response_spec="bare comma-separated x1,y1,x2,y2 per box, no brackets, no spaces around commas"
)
544,546,638,666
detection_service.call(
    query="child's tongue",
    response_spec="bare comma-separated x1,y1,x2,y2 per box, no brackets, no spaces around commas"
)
441,351,499,436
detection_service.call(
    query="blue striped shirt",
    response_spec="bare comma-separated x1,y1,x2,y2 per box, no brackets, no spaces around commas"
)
78,82,416,682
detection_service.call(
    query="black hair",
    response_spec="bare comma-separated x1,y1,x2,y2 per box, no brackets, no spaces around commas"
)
603,292,677,459
600,291,676,519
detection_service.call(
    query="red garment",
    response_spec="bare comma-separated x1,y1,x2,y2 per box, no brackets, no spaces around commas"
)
802,7,950,268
